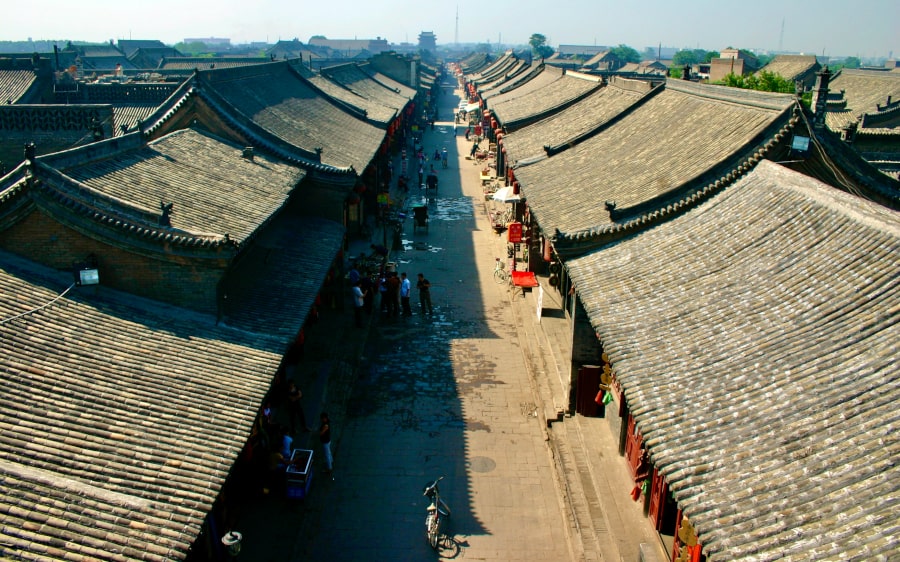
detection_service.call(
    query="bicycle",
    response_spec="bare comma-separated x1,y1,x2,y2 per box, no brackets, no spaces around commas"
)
423,476,451,549
493,258,509,284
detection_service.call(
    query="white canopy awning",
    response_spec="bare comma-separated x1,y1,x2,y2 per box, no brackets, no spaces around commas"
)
492,185,521,203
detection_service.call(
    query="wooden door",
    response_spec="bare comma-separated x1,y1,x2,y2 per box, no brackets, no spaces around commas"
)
575,365,601,416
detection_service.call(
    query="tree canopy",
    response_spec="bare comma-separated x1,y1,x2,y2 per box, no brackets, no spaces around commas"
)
609,44,641,64
529,33,554,59
673,49,720,66
716,70,796,93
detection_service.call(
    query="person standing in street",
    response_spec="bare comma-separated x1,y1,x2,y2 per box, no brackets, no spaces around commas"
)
417,273,433,315
386,272,401,317
319,412,333,474
352,281,366,328
287,381,310,434
400,272,412,316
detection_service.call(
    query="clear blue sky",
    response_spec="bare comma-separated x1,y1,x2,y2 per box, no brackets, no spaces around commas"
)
2,0,897,58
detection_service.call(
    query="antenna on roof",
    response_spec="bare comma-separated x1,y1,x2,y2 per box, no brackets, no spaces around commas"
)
779,17,785,52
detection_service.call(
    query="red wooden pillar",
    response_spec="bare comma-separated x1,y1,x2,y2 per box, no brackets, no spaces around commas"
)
624,414,644,478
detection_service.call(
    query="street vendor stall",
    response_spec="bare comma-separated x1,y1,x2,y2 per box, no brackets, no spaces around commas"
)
286,449,313,499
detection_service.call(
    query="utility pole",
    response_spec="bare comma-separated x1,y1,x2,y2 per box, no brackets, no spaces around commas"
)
779,17,784,52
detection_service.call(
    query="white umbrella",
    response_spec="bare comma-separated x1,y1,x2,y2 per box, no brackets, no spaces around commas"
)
492,185,521,203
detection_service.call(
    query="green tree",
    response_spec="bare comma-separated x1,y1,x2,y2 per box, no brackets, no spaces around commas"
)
839,56,861,69
173,41,210,56
704,50,720,63
609,44,641,64
716,70,795,94
528,33,554,59
673,49,700,66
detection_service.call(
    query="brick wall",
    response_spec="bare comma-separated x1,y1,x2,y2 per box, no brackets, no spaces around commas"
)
0,210,227,313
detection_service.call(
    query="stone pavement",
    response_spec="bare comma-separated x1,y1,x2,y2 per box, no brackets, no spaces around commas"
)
230,73,665,562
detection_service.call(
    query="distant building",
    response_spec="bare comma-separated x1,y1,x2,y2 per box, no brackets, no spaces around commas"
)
709,49,760,83
308,36,390,58
557,44,610,58
419,31,437,53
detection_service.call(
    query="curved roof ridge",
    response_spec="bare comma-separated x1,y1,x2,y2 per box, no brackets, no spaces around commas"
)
536,80,665,158
665,78,796,111
193,85,356,175
29,161,234,250
552,114,799,256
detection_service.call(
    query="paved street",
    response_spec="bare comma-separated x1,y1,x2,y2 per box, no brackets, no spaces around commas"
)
293,82,572,561
229,73,667,562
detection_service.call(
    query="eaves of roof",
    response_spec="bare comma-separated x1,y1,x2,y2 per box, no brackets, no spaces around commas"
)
193,62,383,172
513,80,798,255
139,78,356,176
565,160,900,560
0,249,283,560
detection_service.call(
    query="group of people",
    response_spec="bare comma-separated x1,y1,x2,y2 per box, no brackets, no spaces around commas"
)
251,374,334,495
353,269,434,325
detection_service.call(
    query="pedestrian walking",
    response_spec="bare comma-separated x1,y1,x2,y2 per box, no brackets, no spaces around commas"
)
400,272,412,316
386,272,401,317
286,381,310,434
417,272,433,315
418,164,424,187
470,140,479,159
441,147,448,168
352,281,366,328
319,412,333,474
465,126,471,141
378,274,388,313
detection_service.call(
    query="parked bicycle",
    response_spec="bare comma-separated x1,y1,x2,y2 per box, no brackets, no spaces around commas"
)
423,476,451,549
493,258,509,284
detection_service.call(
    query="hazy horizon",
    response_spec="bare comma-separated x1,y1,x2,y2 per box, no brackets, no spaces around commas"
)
1,0,897,59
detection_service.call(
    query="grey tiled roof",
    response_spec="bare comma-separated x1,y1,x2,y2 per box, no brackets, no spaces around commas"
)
467,52,515,84
305,73,396,124
199,62,384,171
459,52,491,73
759,55,820,81
487,63,554,99
111,103,160,135
320,63,412,121
222,214,345,339
501,77,651,162
0,250,283,560
566,160,900,560
477,60,529,97
828,69,900,123
370,72,416,99
159,57,271,70
0,70,37,104
49,127,305,244
489,71,602,130
514,80,795,236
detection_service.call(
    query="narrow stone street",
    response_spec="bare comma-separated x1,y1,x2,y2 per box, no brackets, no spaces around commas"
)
287,81,573,561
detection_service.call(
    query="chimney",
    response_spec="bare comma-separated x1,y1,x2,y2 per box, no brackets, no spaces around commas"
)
242,147,254,161
811,66,832,129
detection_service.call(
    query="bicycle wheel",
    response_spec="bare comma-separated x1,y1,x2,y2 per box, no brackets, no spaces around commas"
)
426,514,439,548
493,268,507,284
